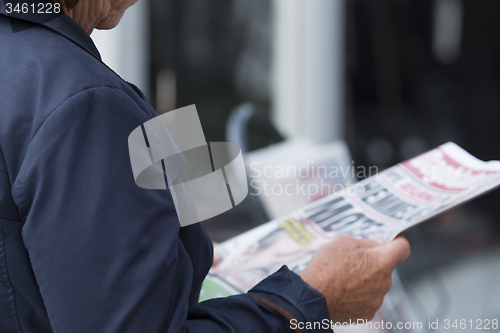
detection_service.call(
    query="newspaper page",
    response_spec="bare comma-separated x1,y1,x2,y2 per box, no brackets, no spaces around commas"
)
199,142,500,300
245,137,355,219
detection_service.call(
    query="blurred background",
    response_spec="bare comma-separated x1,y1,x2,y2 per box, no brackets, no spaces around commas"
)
92,0,500,330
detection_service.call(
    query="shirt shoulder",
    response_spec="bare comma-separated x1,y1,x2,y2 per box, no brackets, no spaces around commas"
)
0,16,156,188
0,13,152,130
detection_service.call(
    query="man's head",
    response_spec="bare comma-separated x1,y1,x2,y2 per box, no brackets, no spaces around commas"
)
61,0,137,35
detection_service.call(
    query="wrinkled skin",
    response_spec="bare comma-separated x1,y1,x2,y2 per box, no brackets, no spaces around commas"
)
299,235,411,323
64,0,138,34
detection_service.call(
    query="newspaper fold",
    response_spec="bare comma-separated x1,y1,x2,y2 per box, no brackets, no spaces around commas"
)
200,142,500,300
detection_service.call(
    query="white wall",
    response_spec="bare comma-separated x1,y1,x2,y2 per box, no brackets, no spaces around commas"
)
272,0,345,143
90,0,150,98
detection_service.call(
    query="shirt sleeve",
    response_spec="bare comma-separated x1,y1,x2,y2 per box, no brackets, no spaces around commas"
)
13,87,331,333
191,266,332,333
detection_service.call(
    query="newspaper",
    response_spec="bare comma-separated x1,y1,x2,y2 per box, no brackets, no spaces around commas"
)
199,142,500,301
245,137,355,219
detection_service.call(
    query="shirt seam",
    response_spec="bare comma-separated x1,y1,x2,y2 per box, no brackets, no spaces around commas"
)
250,292,302,333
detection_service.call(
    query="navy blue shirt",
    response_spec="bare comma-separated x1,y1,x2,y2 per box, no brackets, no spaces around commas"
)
0,4,330,332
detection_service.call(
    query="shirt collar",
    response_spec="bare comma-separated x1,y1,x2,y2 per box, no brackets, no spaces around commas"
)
0,1,102,61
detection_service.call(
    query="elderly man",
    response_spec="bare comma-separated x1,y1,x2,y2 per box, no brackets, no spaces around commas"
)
0,0,410,332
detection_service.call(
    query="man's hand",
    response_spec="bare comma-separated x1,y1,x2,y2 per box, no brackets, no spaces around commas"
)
299,235,411,324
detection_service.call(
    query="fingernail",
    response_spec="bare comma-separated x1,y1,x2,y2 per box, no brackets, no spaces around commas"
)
375,236,387,245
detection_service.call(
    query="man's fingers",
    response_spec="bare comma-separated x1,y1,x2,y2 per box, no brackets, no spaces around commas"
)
334,235,383,249
358,237,385,249
378,235,411,267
